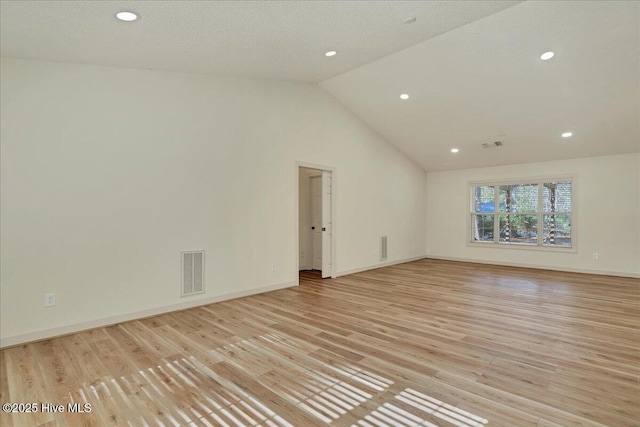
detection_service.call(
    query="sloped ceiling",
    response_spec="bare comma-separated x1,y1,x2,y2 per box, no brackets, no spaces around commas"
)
320,1,640,170
1,0,638,171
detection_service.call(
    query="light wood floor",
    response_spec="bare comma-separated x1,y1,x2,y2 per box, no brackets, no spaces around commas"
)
1,259,639,427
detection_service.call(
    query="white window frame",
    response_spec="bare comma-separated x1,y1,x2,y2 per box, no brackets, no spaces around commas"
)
467,175,577,253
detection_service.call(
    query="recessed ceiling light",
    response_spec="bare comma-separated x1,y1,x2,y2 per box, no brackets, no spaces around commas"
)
325,50,337,57
540,51,555,60
116,11,139,22
400,93,409,100
451,148,459,153
561,132,573,138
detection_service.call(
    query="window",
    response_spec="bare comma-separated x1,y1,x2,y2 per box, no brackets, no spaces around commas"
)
470,179,573,248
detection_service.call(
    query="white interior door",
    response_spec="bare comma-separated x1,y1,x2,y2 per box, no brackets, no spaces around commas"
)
321,171,332,278
310,176,323,271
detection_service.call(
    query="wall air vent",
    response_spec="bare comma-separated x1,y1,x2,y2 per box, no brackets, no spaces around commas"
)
380,236,388,261
482,141,503,149
182,250,204,296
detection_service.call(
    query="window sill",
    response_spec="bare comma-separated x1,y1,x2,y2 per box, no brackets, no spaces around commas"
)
467,241,577,253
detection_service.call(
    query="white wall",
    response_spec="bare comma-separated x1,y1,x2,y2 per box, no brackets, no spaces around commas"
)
0,58,428,346
426,153,640,277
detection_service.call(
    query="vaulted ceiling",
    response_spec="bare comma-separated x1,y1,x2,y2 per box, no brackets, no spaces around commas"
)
1,1,638,171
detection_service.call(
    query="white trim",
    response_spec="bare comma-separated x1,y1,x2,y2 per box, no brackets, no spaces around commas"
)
296,161,336,172
336,256,427,277
426,256,640,279
468,174,576,187
0,280,296,349
467,241,577,253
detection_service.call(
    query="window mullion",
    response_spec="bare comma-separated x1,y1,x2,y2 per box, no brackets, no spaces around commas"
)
538,182,543,246
494,185,499,243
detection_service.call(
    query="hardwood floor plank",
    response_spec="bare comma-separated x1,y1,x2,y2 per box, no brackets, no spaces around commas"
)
1,259,638,426
0,350,12,427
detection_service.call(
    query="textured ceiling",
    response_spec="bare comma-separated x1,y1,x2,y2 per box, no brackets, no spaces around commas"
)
0,0,520,82
1,1,638,171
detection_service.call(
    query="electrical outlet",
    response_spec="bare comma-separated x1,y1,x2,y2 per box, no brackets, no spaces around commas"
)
44,293,56,307
271,263,277,272
592,252,599,260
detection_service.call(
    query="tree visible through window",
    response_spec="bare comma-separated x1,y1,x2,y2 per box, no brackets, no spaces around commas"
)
471,180,572,248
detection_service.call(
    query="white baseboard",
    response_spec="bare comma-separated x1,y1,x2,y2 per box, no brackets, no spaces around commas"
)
336,255,428,277
0,280,297,349
4,256,634,348
426,255,640,278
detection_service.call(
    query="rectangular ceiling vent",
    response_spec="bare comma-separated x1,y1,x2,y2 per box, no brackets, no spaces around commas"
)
380,236,388,262
482,141,503,149
182,250,204,296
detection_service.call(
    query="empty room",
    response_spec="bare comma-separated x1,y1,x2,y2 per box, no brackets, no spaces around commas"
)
1,1,638,426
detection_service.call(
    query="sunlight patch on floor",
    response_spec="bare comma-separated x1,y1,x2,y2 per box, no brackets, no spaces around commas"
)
354,388,489,427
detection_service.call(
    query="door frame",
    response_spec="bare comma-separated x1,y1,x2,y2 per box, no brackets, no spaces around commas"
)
296,161,337,281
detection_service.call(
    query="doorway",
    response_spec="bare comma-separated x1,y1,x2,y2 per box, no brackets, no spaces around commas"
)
298,164,334,279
